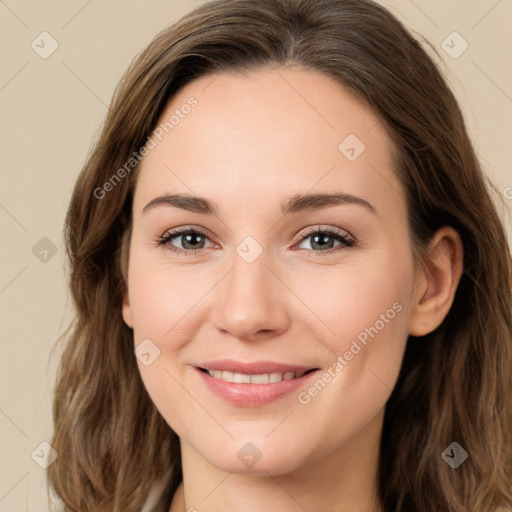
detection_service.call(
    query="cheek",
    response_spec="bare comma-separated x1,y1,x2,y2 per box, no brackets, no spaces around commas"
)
127,249,206,343
292,247,413,353
329,267,409,362
127,266,197,438
291,250,413,438
126,248,217,434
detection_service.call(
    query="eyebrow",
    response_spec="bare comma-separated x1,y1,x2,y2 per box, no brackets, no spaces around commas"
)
142,192,377,216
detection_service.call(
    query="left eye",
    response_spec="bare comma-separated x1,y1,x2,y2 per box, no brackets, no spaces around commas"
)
156,227,354,256
296,228,354,252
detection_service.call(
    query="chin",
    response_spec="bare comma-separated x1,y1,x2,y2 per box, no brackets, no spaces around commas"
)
194,435,314,476
212,453,306,476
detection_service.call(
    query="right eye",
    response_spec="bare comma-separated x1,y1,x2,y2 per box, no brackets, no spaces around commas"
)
156,227,216,256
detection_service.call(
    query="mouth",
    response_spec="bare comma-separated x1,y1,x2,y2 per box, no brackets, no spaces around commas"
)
197,367,318,384
194,360,321,406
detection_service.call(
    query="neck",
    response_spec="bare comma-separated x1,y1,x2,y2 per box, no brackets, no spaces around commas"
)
169,410,385,512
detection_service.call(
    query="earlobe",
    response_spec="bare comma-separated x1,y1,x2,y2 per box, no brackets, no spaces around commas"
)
409,227,464,337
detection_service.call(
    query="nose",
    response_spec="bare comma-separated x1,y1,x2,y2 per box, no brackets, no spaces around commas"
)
211,248,290,342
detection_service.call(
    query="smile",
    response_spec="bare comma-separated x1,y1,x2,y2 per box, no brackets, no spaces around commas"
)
195,361,320,406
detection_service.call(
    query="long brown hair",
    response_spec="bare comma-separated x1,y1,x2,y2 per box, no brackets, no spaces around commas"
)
47,0,512,510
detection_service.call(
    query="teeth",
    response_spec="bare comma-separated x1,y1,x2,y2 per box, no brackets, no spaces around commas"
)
251,373,269,384
207,369,307,383
234,372,251,383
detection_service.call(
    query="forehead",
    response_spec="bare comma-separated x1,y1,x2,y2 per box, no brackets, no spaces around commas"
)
133,67,404,220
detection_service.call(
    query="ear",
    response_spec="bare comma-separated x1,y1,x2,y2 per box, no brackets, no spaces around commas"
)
409,226,464,336
120,227,134,329
122,289,134,329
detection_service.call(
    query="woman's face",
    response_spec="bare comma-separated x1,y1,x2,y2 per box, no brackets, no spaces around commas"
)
123,66,419,475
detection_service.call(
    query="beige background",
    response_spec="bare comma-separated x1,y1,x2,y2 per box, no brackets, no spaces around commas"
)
0,0,511,510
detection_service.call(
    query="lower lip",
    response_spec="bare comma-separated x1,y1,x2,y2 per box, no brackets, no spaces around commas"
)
196,367,319,407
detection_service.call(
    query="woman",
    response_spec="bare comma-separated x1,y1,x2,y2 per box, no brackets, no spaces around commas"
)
47,0,512,511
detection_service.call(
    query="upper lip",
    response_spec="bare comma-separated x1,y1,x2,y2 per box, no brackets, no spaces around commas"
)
196,359,318,374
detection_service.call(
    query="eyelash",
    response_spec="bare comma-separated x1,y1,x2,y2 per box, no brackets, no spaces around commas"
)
155,225,355,257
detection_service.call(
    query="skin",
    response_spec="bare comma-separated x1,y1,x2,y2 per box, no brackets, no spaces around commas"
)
122,67,463,512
